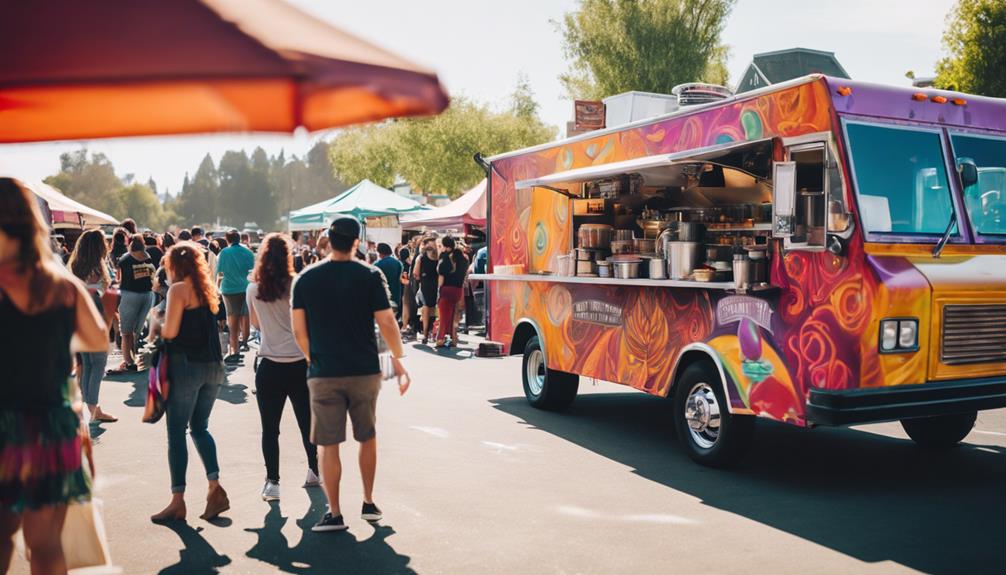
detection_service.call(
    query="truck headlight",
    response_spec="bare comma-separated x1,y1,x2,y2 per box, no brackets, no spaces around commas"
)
880,318,918,352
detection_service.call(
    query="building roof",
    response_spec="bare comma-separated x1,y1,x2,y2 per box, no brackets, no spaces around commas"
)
749,48,850,85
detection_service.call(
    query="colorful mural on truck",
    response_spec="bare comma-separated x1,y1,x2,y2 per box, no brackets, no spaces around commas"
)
486,76,1004,426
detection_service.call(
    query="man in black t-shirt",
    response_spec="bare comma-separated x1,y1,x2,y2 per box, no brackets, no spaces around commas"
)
291,215,411,533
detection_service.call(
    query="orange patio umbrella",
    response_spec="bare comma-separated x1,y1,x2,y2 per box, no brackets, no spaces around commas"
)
0,0,449,143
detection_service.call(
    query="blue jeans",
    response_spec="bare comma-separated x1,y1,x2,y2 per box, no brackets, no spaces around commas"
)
166,353,225,493
79,352,108,406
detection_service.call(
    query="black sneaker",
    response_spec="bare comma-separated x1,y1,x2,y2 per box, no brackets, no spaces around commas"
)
361,502,382,522
311,512,347,532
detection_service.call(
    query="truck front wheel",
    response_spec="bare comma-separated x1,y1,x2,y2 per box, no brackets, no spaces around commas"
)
900,412,976,450
673,361,753,467
522,335,578,411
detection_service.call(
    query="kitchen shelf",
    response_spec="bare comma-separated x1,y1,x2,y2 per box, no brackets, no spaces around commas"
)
705,223,773,232
469,273,736,290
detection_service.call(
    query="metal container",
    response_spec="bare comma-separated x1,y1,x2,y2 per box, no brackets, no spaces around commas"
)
748,249,767,284
597,261,612,278
610,239,634,255
613,229,635,241
612,259,641,279
575,247,596,261
667,241,700,280
576,259,595,276
634,237,656,254
648,257,666,279
577,224,613,249
677,221,704,243
557,253,574,277
732,254,751,289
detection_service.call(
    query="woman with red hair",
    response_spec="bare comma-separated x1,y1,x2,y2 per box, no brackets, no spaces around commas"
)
151,241,229,523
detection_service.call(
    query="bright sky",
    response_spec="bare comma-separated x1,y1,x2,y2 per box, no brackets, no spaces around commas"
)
0,0,956,195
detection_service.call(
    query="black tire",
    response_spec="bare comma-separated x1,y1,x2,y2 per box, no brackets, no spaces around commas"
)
521,335,578,411
901,411,976,450
673,361,754,468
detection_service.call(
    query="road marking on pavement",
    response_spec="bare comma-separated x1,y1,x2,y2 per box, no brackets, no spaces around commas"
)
481,441,520,452
973,429,1006,437
411,426,451,438
556,505,697,525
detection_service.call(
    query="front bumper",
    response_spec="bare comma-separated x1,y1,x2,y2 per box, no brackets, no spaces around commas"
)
806,376,1006,425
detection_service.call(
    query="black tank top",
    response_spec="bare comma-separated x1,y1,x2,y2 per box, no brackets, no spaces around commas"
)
0,289,74,409
419,254,439,290
170,305,222,362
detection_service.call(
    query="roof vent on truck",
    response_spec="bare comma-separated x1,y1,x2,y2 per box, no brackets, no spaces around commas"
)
672,83,732,107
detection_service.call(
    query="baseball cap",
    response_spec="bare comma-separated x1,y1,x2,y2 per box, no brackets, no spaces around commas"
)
328,215,361,239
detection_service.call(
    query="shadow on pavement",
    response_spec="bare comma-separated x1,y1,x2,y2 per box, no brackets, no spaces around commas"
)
492,392,1006,575
216,382,248,405
411,342,475,361
106,370,148,408
157,521,232,575
244,490,415,574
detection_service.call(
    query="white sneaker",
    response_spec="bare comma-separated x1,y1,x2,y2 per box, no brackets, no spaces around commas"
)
261,480,280,501
303,469,321,488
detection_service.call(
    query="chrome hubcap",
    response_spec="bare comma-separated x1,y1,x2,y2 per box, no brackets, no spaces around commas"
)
684,382,721,449
525,349,545,396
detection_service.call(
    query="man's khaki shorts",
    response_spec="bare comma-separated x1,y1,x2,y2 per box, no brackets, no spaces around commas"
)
307,374,381,445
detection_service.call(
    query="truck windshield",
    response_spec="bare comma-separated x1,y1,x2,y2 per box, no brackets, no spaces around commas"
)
950,133,1006,236
845,122,955,238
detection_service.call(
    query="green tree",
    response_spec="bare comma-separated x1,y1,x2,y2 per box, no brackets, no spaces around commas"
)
119,182,167,230
217,150,252,227
247,147,276,229
935,0,1006,96
44,149,123,219
176,154,218,227
328,87,556,198
558,0,735,100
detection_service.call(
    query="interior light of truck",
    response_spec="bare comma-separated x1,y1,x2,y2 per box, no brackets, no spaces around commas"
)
898,320,918,349
952,98,967,106
931,95,948,104
912,93,928,101
881,320,899,351
837,86,852,96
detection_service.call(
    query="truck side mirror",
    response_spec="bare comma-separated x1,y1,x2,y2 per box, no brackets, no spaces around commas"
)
958,159,979,189
772,161,796,237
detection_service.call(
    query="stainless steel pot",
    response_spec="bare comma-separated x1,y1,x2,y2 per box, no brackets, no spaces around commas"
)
667,241,700,280
577,224,613,249
634,237,656,254
613,229,634,241
677,222,704,243
612,260,641,279
610,239,634,255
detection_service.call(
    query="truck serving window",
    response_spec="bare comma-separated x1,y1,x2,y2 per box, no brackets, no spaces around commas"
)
845,122,955,238
950,133,1006,236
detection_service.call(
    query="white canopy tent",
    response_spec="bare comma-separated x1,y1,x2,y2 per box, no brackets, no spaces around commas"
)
16,178,119,228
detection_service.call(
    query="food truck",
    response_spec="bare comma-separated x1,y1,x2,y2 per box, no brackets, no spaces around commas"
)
471,75,1006,466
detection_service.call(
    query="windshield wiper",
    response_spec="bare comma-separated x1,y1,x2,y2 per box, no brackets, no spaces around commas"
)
932,211,957,258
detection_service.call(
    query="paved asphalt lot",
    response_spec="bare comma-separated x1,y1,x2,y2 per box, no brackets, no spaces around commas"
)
12,336,1006,574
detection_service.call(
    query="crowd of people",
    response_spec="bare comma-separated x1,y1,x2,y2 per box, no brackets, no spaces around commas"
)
0,177,449,571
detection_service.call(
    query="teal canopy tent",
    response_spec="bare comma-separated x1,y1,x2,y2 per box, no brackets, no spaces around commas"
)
287,179,426,231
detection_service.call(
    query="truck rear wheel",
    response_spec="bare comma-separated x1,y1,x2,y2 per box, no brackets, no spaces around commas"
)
673,361,753,467
900,411,976,450
522,335,578,411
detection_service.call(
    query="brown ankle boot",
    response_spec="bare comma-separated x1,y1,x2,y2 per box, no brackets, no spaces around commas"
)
200,486,230,521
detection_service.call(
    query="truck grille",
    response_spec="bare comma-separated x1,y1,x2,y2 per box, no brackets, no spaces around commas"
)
941,304,1006,365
